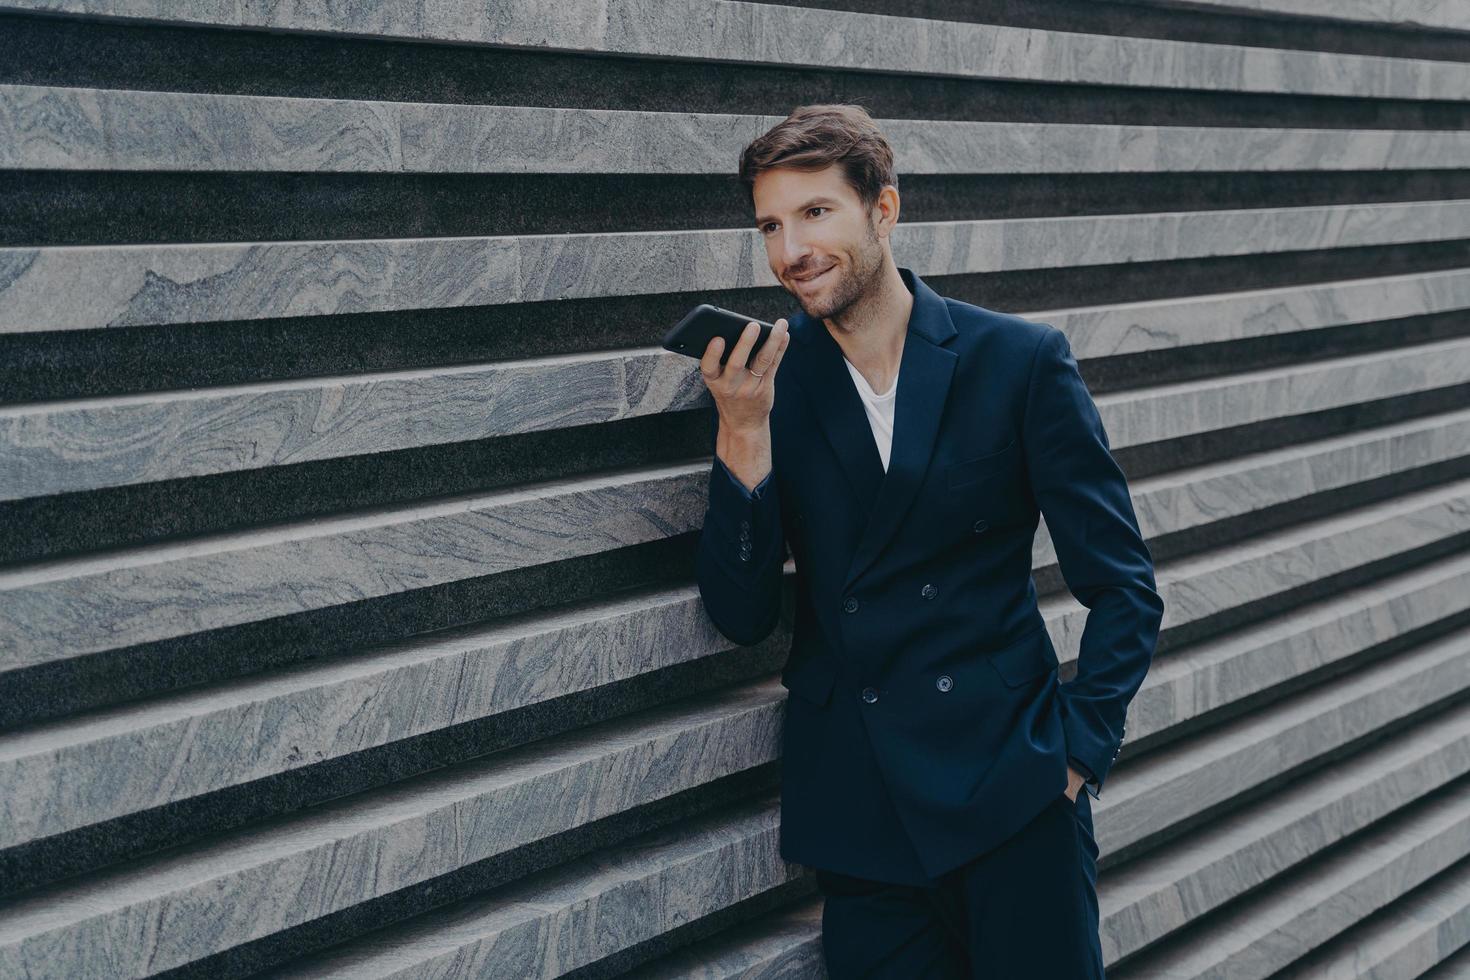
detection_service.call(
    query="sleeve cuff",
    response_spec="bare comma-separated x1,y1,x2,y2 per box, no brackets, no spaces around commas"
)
714,454,772,500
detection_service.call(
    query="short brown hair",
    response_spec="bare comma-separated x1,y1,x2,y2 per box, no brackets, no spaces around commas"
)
738,104,898,215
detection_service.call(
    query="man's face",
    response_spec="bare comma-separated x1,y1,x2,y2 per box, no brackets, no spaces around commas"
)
752,164,888,321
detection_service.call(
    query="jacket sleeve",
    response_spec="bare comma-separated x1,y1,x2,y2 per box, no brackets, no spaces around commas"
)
1023,326,1165,799
695,406,786,646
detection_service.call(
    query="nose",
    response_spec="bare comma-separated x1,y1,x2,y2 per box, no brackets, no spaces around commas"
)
775,231,814,272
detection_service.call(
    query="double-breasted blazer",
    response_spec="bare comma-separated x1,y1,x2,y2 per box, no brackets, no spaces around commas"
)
696,266,1165,884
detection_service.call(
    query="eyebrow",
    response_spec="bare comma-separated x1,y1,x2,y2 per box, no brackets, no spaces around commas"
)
754,197,840,228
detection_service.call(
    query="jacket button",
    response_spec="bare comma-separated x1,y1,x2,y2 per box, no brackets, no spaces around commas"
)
936,675,953,692
843,596,860,613
973,519,989,534
861,687,878,703
921,583,937,599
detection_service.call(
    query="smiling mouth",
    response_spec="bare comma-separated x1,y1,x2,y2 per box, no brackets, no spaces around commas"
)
794,266,833,285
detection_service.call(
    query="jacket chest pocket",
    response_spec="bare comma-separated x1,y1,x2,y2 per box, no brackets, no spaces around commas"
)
943,439,1030,527
945,438,1020,490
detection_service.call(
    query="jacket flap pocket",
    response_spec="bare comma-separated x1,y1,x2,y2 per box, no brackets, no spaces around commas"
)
782,653,837,706
985,626,1059,687
946,439,1019,490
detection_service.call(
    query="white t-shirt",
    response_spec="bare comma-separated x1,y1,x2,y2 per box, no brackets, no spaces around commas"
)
843,355,899,471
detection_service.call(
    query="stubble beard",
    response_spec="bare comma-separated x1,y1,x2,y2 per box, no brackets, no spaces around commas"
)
798,220,884,323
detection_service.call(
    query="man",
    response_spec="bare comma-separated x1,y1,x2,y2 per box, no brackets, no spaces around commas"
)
695,104,1164,978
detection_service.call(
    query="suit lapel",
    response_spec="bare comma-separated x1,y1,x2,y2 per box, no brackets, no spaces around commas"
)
788,267,959,591
791,318,887,517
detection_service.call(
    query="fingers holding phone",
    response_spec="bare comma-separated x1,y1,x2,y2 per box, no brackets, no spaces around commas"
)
699,317,790,432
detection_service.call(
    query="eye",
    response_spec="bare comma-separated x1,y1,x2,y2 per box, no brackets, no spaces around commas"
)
760,208,829,235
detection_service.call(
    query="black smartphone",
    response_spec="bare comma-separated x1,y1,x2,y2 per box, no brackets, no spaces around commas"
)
663,304,775,366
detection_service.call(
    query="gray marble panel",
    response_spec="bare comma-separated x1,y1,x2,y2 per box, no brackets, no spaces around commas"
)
1273,855,1470,980
5,410,1466,849
0,679,785,980
1100,701,1470,962
0,348,706,499
1090,334,1470,450
12,305,1467,507
1092,628,1470,856
1042,406,1470,570
10,84,1470,175
708,1,1470,102
4,199,1468,333
630,897,824,980
1110,775,1470,979
269,797,797,979
0,0,1465,101
1127,545,1470,749
0,631,1458,975
3,398,1467,694
1044,478,1470,664
1041,267,1470,362
1,0,1464,974
1144,0,1470,33
0,85,769,174
0,583,738,848
0,463,708,670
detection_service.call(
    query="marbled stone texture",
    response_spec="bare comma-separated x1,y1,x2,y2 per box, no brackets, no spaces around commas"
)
4,200,1469,333
0,0,1465,100
9,84,1470,175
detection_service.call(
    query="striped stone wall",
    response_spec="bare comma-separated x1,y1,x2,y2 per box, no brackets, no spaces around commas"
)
1,2,1468,977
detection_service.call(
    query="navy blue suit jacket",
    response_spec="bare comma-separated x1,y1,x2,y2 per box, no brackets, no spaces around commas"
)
696,266,1164,883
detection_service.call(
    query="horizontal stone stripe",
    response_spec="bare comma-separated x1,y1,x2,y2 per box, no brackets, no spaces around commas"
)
1094,625,1470,856
0,584,731,848
0,0,1465,102
2,401,1467,678
10,84,1470,174
0,631,1458,975
1142,0,1470,34
8,274,1467,501
3,200,1467,333
1090,333,1470,449
1101,697,1470,961
2,419,1466,848
0,348,707,500
0,463,708,669
646,725,1470,975
1111,769,1470,978
269,797,794,979
1127,545,1470,747
2,628,1458,980
1039,404,1470,569
1041,266,1470,362
1044,475,1470,664
0,679,785,980
630,897,824,979
1271,855,1470,979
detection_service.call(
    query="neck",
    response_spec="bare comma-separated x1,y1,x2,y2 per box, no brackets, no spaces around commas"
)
825,261,913,391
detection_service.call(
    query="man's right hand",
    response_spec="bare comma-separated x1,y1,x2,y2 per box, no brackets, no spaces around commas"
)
699,317,790,493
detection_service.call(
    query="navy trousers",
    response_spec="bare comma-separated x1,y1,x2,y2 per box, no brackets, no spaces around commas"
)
815,788,1105,978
